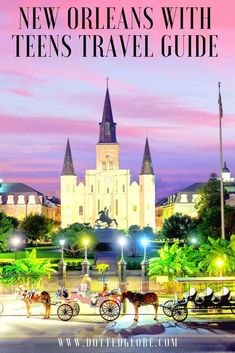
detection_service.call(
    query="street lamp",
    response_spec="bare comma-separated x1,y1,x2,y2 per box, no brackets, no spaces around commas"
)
216,257,224,277
191,237,197,245
141,238,148,262
118,236,127,284
118,237,127,262
82,239,90,276
58,238,66,287
59,238,65,262
11,236,21,260
140,238,149,286
83,239,89,262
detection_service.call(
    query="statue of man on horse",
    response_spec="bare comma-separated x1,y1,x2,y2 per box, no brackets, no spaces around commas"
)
95,207,118,228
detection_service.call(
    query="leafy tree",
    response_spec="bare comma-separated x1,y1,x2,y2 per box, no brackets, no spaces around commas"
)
142,226,155,237
20,214,56,244
7,216,20,229
128,225,140,257
148,242,201,281
53,223,98,258
161,213,198,240
224,207,235,236
0,249,56,287
198,236,235,276
196,172,232,239
0,212,19,252
229,234,235,251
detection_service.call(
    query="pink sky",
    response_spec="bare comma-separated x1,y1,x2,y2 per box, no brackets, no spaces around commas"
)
0,0,235,198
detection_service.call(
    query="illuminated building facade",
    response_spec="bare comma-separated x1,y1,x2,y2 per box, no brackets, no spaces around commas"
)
60,86,156,230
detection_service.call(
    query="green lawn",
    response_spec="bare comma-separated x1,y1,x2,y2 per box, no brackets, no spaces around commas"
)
0,247,95,261
125,252,158,270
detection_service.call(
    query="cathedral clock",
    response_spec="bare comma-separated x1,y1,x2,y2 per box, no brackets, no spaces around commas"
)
104,175,112,184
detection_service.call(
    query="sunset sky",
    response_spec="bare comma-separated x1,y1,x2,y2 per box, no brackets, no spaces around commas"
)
0,0,235,199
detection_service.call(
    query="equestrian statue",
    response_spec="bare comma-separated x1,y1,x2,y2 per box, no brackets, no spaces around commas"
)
95,207,118,228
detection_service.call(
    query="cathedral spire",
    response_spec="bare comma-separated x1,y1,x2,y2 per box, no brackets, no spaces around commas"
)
62,138,75,175
140,138,154,175
98,82,117,143
223,161,230,172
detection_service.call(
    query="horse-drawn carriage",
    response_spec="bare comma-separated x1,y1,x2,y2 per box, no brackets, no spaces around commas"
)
163,277,235,322
55,288,121,322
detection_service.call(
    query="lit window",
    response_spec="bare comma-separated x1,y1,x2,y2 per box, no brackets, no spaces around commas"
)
109,161,113,170
28,195,36,204
102,161,106,170
107,188,109,194
18,195,25,205
91,185,94,193
180,194,188,202
123,185,125,192
79,206,83,216
133,205,137,212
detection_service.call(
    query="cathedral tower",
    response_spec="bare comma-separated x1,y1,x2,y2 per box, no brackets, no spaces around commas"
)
60,84,156,231
139,138,156,229
60,139,77,228
96,84,120,171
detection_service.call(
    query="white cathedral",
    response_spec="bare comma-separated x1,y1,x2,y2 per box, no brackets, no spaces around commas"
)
60,86,156,230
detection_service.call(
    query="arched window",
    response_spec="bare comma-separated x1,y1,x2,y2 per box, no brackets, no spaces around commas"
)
91,185,94,193
17,195,25,204
122,184,125,192
28,195,36,204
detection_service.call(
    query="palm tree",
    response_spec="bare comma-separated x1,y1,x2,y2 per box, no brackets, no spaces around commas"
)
0,249,56,287
148,242,200,281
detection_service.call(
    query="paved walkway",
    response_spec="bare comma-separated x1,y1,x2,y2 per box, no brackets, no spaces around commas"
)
95,251,118,272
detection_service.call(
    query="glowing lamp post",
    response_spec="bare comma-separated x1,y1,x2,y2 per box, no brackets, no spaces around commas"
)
141,238,148,262
58,238,66,287
59,238,65,262
191,238,197,245
82,239,90,276
119,237,126,262
118,237,127,282
11,236,21,260
216,257,224,277
141,238,149,283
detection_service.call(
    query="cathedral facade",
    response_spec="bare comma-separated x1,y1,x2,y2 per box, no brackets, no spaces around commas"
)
60,87,156,230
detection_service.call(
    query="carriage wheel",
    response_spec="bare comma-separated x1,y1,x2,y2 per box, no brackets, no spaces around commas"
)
0,302,3,315
162,300,174,317
57,304,73,321
172,305,188,322
99,300,121,322
71,302,80,316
